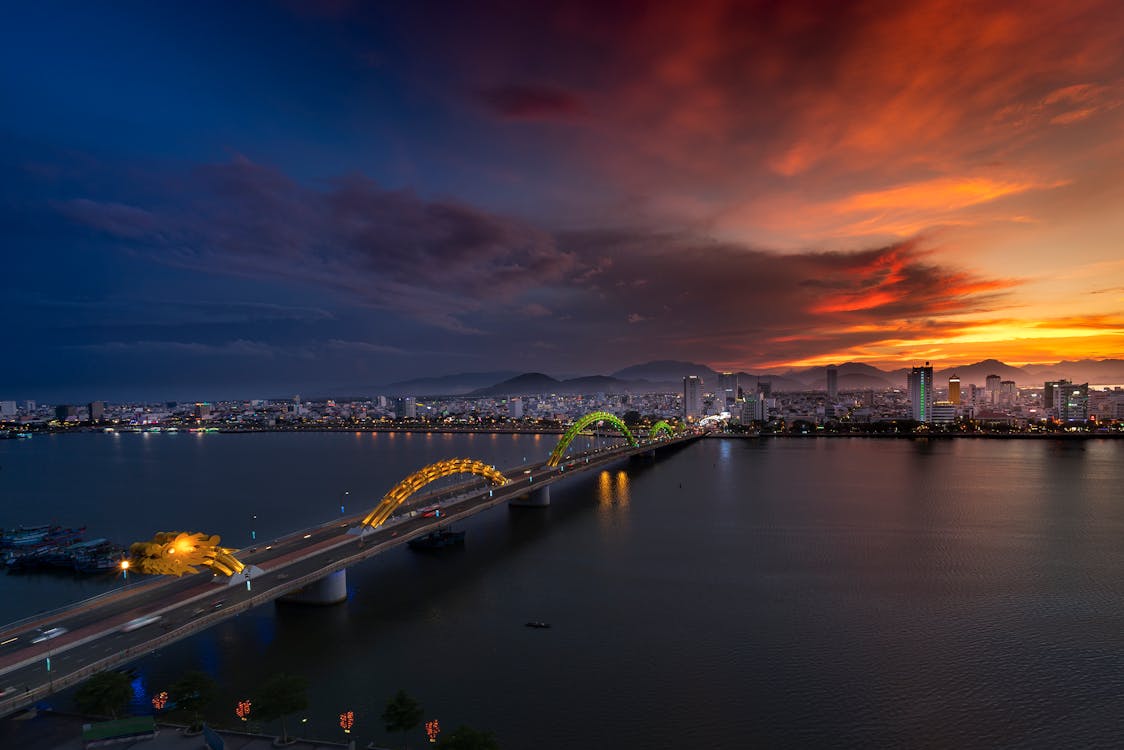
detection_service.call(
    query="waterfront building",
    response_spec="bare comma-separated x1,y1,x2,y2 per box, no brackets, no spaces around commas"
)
510,397,523,419
985,374,1001,403
395,396,417,419
0,400,15,418
826,365,838,399
682,376,702,420
948,374,961,405
54,404,78,422
931,402,957,424
194,402,212,420
1043,380,1062,418
1056,382,1089,422
88,400,105,422
907,363,934,423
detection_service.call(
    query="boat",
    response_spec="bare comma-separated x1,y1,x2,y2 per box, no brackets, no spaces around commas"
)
1,525,53,547
407,529,465,551
524,621,551,629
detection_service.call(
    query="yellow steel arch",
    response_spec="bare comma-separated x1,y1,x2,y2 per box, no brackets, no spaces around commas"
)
361,458,509,529
648,420,676,440
546,411,638,468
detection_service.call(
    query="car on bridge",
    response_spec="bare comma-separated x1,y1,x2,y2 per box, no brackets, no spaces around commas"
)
30,627,66,644
122,614,162,632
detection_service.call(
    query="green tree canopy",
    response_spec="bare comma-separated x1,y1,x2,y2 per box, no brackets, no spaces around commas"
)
169,670,217,730
74,671,131,719
256,673,309,742
436,725,500,750
382,689,424,748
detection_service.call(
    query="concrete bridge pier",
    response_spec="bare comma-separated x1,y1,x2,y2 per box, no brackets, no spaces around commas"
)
278,569,348,605
510,485,551,507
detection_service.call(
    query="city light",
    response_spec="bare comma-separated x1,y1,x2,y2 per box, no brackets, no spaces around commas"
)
339,710,354,734
236,699,251,721
426,719,440,743
151,691,168,711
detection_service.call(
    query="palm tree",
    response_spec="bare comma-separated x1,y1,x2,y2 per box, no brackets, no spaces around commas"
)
74,671,131,719
382,689,423,749
168,670,216,732
256,673,309,743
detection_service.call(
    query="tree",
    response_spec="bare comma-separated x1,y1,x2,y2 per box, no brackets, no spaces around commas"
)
74,671,131,719
436,725,500,750
382,689,423,749
256,673,308,743
169,670,217,731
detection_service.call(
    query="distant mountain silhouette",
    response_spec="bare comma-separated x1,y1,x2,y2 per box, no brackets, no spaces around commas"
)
378,358,1124,398
378,370,521,396
1021,359,1124,384
611,360,716,382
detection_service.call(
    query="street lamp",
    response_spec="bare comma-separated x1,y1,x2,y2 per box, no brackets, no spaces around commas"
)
341,490,349,515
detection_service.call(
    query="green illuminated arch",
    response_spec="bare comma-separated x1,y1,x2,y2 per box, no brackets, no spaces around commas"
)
647,420,676,440
546,411,638,467
361,458,509,529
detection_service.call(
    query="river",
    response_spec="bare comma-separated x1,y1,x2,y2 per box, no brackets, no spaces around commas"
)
2,432,1123,748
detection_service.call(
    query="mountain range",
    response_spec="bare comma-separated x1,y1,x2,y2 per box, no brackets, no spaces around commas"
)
372,359,1124,397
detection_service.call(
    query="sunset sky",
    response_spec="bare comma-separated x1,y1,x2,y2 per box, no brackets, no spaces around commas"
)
3,0,1123,399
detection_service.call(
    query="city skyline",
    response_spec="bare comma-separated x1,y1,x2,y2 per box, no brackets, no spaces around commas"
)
3,1,1123,400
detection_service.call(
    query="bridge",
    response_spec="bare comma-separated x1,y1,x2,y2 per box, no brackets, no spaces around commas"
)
0,414,698,716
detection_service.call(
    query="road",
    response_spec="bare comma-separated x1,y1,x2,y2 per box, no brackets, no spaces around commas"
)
0,433,698,716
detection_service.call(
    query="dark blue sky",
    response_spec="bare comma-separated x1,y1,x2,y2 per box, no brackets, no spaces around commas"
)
3,1,1122,401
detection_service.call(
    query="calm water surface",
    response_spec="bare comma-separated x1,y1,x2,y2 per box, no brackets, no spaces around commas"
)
2,433,1123,748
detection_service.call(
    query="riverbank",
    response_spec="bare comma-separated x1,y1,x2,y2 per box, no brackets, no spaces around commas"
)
0,709,373,750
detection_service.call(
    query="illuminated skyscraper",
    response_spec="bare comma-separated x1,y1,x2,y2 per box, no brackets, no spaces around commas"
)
826,365,838,399
682,376,702,420
908,363,934,422
948,374,961,405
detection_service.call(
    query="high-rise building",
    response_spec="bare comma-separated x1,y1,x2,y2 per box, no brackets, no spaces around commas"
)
826,365,838,399
907,362,934,422
718,372,738,407
1056,382,1089,422
985,374,1001,403
510,397,523,419
194,402,212,420
395,396,417,419
55,404,78,422
948,374,961,405
1043,381,1061,418
0,401,16,418
757,379,772,399
682,376,702,420
88,401,105,422
999,380,1016,407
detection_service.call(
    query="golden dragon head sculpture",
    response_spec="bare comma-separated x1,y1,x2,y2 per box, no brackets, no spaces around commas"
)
128,531,246,577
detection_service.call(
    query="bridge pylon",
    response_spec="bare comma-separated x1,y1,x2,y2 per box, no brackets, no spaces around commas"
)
510,485,551,507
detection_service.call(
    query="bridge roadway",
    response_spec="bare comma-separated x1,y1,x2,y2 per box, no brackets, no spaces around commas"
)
0,432,698,716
